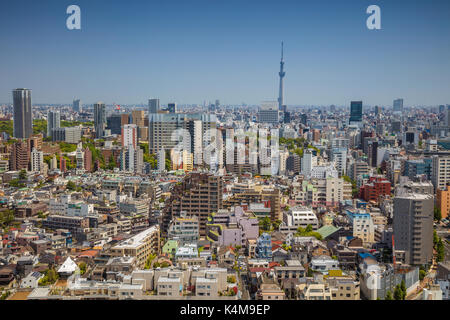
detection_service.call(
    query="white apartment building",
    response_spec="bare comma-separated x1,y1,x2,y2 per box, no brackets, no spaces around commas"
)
283,206,319,230
432,155,450,190
31,148,44,173
122,124,138,148
49,194,94,217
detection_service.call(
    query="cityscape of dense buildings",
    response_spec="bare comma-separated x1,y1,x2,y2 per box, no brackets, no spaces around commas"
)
0,44,449,302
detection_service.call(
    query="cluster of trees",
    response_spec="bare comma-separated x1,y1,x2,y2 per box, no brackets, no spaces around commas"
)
419,265,427,281
33,119,47,135
58,142,77,153
295,225,323,240
61,120,93,127
434,230,445,262
66,180,81,192
153,261,170,268
38,268,59,286
385,280,407,300
343,175,359,198
258,217,282,232
434,207,442,221
78,262,87,275
0,120,13,136
144,254,157,269
0,290,11,300
0,209,15,232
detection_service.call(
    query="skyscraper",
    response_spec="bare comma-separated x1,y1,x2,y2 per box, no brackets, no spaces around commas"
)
393,98,404,112
73,99,81,112
47,111,60,137
149,98,160,114
349,101,363,124
12,88,33,139
167,103,177,113
94,102,106,138
278,42,285,111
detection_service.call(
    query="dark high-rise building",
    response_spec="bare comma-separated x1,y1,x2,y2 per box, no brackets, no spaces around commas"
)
393,98,404,112
286,154,301,174
349,101,363,124
13,88,33,139
167,103,177,113
394,192,434,266
375,105,381,116
300,113,308,125
73,99,81,112
107,114,124,135
47,111,60,137
283,111,291,123
149,98,160,114
161,173,223,236
94,102,106,138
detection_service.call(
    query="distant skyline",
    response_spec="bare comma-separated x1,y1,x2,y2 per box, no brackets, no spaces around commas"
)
1,0,450,106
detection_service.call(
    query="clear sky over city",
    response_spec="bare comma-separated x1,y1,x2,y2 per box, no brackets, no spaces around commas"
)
0,0,449,106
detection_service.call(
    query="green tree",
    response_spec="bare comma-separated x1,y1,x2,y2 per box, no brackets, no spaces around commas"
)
393,284,403,300
19,169,27,180
385,290,393,300
259,217,271,231
272,219,282,231
107,155,116,170
419,269,426,281
78,262,87,275
434,207,442,222
436,238,445,262
400,280,406,300
66,181,77,191
433,230,440,248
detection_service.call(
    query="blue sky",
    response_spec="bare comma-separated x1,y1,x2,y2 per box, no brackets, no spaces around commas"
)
0,0,449,106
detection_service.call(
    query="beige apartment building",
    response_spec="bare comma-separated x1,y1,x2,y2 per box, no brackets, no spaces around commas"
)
110,226,160,269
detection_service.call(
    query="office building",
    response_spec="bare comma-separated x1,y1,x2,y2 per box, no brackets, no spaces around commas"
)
52,127,82,144
349,101,363,124
167,103,177,113
94,102,106,138
73,99,81,112
258,101,279,124
149,98,160,114
47,111,60,137
393,98,404,112
107,113,130,135
13,88,33,139
148,113,217,155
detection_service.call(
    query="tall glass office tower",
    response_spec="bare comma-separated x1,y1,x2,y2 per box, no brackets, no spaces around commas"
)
13,88,33,139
